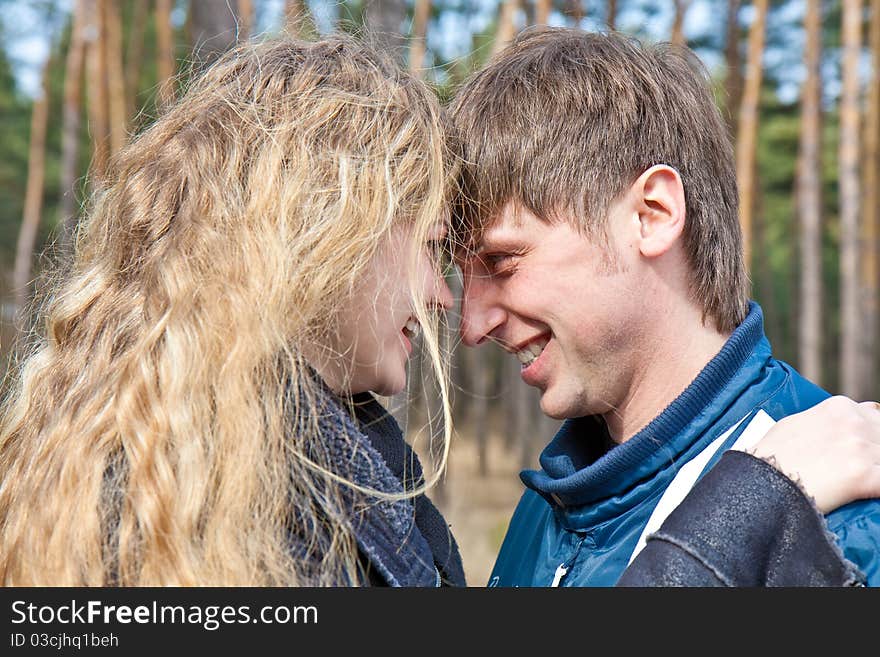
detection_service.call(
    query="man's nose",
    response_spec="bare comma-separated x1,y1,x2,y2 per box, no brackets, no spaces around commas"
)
459,273,505,347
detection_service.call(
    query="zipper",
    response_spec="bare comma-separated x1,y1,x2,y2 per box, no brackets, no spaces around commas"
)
550,563,569,587
550,534,587,587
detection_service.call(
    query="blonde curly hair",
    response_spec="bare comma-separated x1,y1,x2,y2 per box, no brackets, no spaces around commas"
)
0,34,454,586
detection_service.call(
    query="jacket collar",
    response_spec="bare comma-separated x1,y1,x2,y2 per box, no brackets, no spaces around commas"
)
520,301,770,521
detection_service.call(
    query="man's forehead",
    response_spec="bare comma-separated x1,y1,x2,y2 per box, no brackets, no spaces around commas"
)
465,202,533,250
453,218,502,261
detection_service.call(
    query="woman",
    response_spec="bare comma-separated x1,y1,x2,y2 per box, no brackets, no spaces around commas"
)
0,35,876,587
0,35,457,586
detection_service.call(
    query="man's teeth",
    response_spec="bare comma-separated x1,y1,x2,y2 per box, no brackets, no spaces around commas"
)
404,319,420,339
516,338,549,366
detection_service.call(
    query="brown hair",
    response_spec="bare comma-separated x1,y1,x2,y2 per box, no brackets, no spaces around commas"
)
449,26,748,332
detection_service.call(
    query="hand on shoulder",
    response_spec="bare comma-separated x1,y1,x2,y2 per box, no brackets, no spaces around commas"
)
750,396,880,513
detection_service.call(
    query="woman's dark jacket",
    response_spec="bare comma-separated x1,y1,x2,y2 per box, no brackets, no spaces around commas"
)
619,450,865,586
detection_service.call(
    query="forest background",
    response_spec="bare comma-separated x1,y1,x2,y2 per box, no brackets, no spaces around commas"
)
0,0,878,585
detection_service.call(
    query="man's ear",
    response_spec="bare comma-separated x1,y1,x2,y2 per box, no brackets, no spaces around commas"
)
632,165,686,259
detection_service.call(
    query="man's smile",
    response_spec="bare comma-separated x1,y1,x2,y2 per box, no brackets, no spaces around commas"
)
515,334,550,368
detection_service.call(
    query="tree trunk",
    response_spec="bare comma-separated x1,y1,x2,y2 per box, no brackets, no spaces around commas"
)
608,0,617,30
14,60,52,329
155,0,176,108
59,0,85,251
462,344,492,477
736,0,768,271
409,0,431,75
285,0,318,39
861,0,880,397
188,0,240,66
502,356,519,449
671,0,689,45
513,367,533,471
238,0,254,40
124,0,149,125
796,0,823,384
754,164,783,350
363,0,408,60
724,0,743,139
448,272,492,476
84,0,109,183
104,0,126,156
535,0,551,25
839,0,863,397
493,0,523,56
564,1,584,25
498,354,537,470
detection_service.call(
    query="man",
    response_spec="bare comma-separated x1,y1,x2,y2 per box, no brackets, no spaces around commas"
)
448,26,880,586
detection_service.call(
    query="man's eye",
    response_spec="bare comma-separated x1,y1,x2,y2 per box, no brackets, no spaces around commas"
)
482,253,517,275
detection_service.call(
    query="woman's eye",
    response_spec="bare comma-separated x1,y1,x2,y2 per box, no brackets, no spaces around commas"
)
426,240,453,272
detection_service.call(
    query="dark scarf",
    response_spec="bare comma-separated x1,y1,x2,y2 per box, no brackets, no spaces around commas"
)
350,392,466,587
297,382,465,587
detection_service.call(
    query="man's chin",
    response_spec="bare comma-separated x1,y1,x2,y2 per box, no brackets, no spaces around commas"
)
538,393,575,420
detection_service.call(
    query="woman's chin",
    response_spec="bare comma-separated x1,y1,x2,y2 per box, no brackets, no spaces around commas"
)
373,384,404,398
369,374,407,398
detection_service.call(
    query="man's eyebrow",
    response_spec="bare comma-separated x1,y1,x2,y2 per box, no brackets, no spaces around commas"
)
477,229,521,252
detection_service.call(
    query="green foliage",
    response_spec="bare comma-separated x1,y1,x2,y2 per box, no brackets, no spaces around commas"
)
336,0,367,35
0,0,873,398
0,43,29,270
753,87,799,366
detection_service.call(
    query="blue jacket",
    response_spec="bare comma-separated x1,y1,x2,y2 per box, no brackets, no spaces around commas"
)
489,302,880,587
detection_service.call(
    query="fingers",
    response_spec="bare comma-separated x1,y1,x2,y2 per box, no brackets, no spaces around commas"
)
817,397,880,441
840,401,880,503
750,397,880,513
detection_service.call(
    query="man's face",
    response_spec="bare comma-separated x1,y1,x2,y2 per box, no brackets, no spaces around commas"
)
457,201,647,420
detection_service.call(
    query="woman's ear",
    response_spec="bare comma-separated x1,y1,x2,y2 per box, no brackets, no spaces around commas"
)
633,165,686,259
